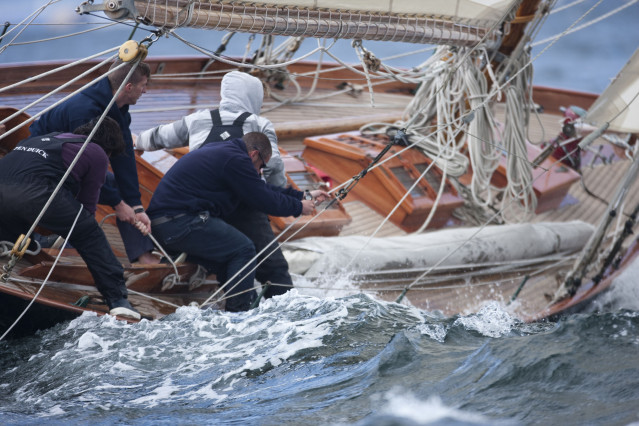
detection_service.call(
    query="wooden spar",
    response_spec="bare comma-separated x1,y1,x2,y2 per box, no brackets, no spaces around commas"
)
275,112,404,141
498,0,543,57
129,1,494,47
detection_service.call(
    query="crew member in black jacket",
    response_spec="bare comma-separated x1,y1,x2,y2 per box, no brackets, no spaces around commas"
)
0,117,140,319
146,132,328,312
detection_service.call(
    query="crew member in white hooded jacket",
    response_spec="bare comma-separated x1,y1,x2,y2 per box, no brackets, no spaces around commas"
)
136,71,295,301
137,71,286,187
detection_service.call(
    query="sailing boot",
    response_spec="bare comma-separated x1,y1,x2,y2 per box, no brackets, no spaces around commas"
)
109,298,141,320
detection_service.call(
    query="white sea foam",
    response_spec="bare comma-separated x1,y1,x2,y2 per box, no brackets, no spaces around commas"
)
37,405,65,417
30,290,356,408
293,272,362,299
587,254,639,312
76,331,109,351
374,389,493,424
454,302,516,338
416,322,448,342
131,378,182,407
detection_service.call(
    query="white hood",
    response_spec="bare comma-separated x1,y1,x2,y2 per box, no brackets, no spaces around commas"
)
220,71,264,115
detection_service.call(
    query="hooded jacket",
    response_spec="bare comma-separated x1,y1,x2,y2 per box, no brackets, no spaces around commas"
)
136,71,286,187
28,78,142,208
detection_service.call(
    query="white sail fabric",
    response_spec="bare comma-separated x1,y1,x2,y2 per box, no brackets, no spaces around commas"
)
283,221,594,277
585,47,639,134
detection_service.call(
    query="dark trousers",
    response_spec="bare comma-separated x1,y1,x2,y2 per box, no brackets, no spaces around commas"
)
0,179,128,308
224,207,293,299
99,172,154,263
151,212,257,312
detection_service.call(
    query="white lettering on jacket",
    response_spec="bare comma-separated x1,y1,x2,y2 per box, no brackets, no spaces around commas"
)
14,145,48,158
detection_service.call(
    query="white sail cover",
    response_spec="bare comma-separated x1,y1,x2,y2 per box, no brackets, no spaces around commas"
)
585,47,639,134
257,0,517,26
113,0,520,46
283,221,594,277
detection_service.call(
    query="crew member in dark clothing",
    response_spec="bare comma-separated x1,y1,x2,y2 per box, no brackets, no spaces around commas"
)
146,132,327,312
29,60,158,265
136,71,295,298
0,117,140,319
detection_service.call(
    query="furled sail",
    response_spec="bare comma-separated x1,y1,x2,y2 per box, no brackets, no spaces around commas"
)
78,0,520,47
282,221,594,277
585,47,639,134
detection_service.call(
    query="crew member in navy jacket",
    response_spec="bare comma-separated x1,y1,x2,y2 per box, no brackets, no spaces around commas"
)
29,60,158,265
0,117,140,319
146,132,328,312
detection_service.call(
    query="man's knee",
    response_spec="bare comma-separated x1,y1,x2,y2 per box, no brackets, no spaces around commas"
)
235,236,256,261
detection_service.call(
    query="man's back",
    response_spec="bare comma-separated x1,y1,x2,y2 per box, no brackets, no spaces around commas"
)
28,78,140,207
147,139,301,220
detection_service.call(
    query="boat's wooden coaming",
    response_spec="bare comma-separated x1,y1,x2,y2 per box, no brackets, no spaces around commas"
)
1,56,636,328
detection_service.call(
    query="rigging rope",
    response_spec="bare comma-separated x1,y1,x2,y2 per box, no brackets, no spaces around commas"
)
200,129,413,308
0,0,56,54
0,52,121,142
532,0,639,48
0,204,83,342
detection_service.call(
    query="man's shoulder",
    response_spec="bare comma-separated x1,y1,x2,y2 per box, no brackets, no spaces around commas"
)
73,79,110,108
199,138,246,152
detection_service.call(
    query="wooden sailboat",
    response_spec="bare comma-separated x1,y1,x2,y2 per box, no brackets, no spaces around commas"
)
1,0,638,338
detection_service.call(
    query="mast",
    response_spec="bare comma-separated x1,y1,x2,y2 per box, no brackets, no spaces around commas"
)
497,0,543,57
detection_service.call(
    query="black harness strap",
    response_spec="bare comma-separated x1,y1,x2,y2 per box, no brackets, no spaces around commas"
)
204,109,253,144
233,111,252,126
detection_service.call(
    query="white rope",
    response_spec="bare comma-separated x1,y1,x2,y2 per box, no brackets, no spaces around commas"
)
0,53,120,141
500,51,536,223
0,55,121,147
0,0,60,54
532,0,639,47
549,0,587,14
3,23,118,46
0,46,119,95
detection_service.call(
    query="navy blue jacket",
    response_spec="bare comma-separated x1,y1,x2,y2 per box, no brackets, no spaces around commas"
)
147,139,303,219
29,78,141,208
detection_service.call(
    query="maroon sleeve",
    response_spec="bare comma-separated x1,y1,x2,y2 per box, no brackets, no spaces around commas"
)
62,143,108,214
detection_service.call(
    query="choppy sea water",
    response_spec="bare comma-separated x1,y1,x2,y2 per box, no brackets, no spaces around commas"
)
2,256,639,425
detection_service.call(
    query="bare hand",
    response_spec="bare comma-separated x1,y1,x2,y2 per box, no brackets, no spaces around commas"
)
135,211,152,235
301,199,316,215
113,201,136,225
134,219,150,235
310,190,330,204
131,133,142,151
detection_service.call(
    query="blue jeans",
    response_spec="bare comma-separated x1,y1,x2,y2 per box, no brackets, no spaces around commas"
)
224,206,293,298
99,172,154,263
151,212,257,312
